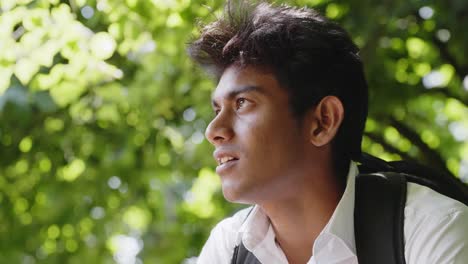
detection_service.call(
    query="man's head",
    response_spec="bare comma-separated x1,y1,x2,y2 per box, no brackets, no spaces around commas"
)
188,1,368,202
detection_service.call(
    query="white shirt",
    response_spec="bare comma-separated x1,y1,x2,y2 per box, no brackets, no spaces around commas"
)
197,163,468,264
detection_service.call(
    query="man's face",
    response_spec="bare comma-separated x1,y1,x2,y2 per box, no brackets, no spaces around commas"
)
206,65,311,204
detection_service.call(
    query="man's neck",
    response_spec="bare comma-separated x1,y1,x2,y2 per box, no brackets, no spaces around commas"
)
259,169,344,264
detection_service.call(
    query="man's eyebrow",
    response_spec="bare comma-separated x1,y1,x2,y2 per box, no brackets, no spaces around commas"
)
211,85,266,107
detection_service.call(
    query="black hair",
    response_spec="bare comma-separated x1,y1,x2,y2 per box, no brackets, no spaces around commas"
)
188,1,368,182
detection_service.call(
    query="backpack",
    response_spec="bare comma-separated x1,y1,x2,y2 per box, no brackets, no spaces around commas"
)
230,153,468,264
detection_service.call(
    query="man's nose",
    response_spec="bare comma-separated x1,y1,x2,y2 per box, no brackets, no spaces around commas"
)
205,111,234,146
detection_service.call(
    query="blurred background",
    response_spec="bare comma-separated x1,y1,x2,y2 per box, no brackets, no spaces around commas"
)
0,0,467,263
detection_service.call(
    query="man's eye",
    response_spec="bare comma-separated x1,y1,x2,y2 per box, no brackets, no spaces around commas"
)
214,109,220,116
236,98,246,109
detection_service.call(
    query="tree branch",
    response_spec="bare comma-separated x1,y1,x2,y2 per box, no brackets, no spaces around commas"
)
387,117,455,178
364,131,418,163
421,87,468,106
413,10,468,79
430,34,467,79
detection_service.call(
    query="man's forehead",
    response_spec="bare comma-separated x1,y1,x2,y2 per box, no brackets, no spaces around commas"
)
211,65,278,99
213,66,244,95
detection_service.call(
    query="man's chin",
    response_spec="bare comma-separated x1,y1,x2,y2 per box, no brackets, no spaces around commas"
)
221,187,241,203
221,185,252,204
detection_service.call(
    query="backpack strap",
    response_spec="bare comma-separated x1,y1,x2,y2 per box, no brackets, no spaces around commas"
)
354,172,407,264
360,152,468,205
231,242,262,264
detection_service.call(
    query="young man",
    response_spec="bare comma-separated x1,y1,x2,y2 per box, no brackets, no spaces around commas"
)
188,2,468,264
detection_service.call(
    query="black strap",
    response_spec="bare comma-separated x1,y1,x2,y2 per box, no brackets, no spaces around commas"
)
231,242,261,264
359,152,468,205
354,172,407,264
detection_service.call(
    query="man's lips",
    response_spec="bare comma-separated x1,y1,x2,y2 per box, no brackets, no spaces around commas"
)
215,158,239,175
213,149,240,166
213,148,240,175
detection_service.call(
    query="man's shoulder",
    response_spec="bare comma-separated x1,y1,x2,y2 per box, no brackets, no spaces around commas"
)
405,182,467,219
403,183,468,263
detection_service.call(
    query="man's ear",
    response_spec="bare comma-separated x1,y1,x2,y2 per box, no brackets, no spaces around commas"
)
307,96,344,147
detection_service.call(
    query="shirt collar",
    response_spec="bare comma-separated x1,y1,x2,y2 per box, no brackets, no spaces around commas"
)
318,161,358,253
237,205,270,249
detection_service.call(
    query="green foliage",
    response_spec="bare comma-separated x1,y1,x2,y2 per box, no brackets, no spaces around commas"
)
0,0,467,263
